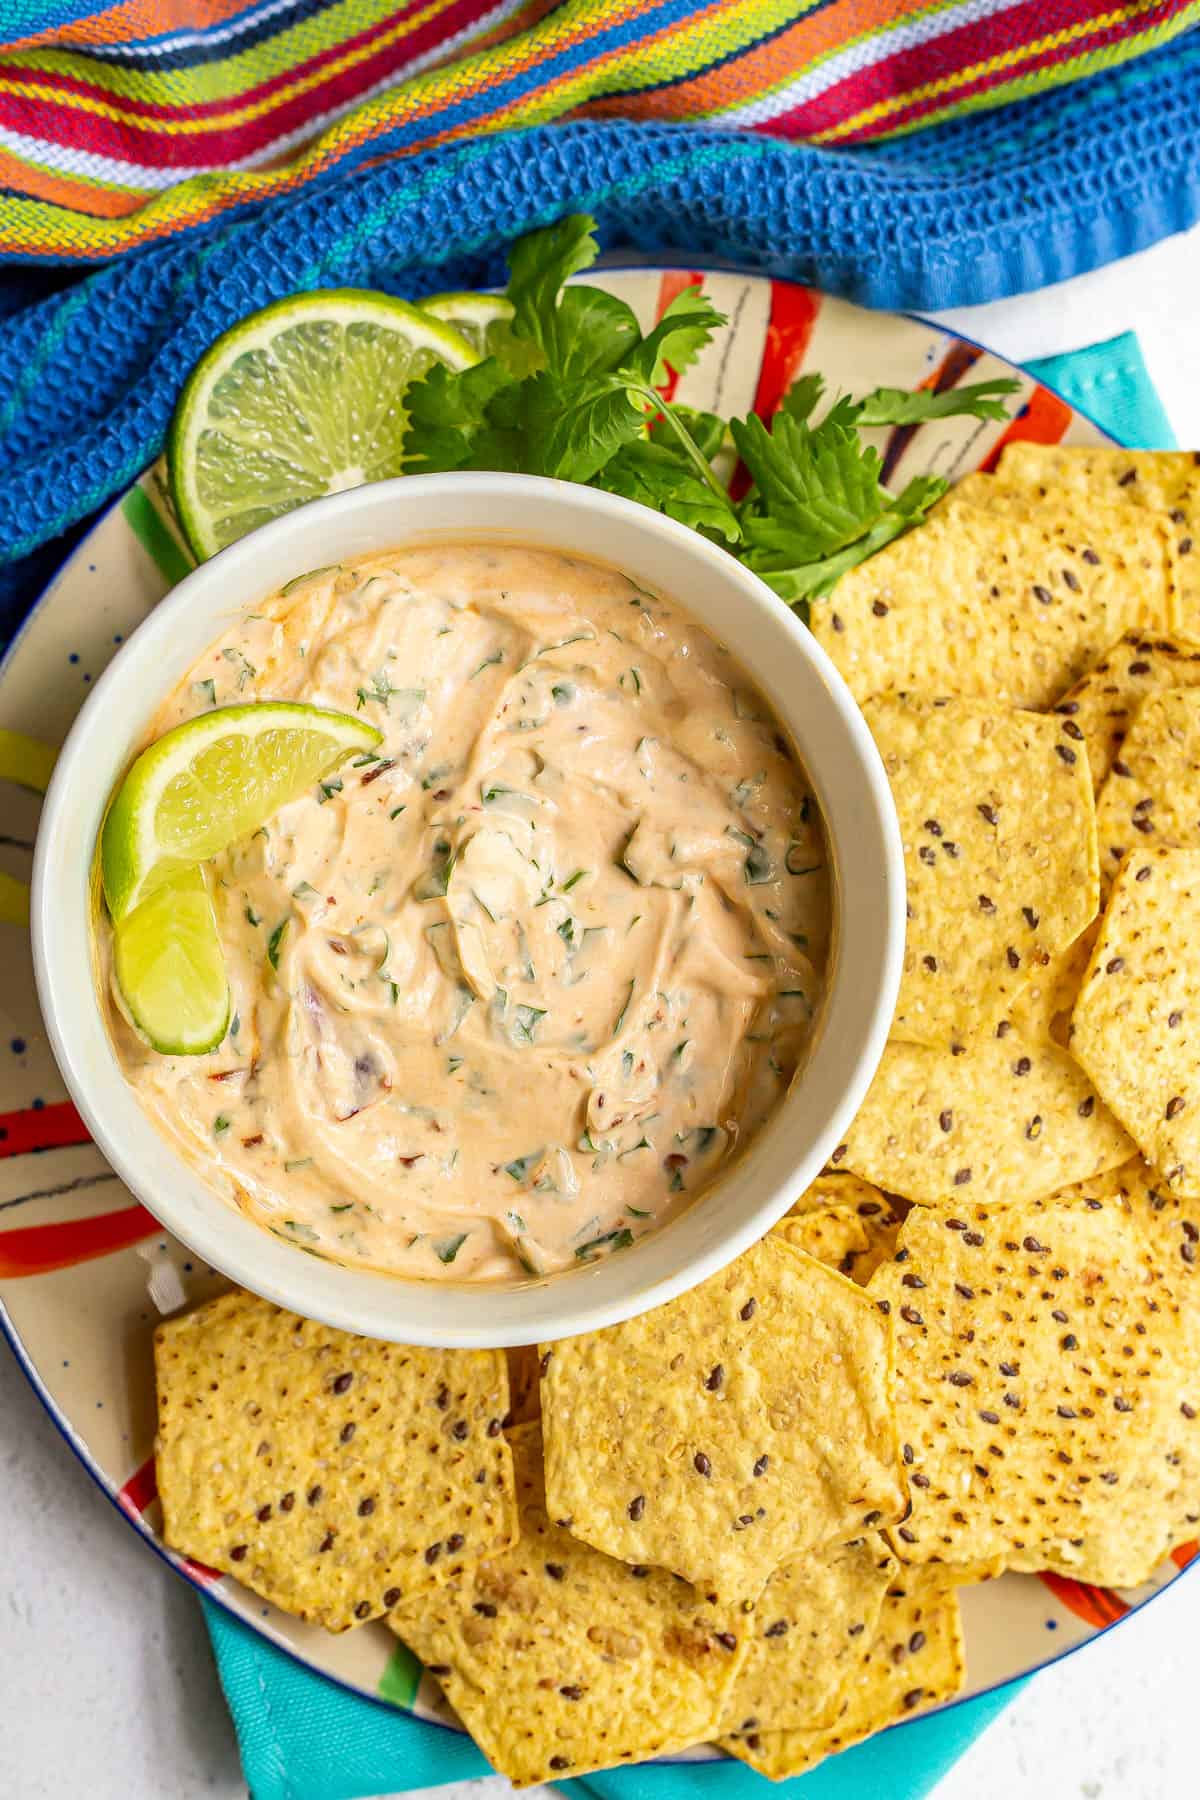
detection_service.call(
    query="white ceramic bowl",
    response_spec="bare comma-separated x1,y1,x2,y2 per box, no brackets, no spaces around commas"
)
33,473,903,1348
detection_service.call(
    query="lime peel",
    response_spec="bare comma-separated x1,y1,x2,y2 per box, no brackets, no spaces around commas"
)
101,700,382,921
167,289,478,560
112,866,230,1056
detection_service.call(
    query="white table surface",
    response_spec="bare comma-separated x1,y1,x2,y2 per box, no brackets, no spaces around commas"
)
3,222,1200,1800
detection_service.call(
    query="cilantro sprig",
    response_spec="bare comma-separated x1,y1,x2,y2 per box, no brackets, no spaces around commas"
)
402,217,1018,612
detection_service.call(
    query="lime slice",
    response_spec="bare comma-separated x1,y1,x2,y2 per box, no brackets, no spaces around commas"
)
101,701,381,920
113,866,230,1055
420,291,541,378
168,290,479,559
420,291,516,358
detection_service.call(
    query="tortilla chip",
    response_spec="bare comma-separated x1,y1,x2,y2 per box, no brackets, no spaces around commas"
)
929,470,1009,514
773,1207,870,1272
389,1423,747,1785
155,1291,516,1630
1094,688,1200,889
810,502,1173,710
782,1172,907,1285
721,1569,966,1781
870,1192,1192,1585
1051,632,1200,792
1055,1156,1200,1541
865,696,1098,1047
506,1346,541,1425
719,1537,897,1735
940,469,1182,562
997,444,1200,506
1071,847,1200,1197
540,1235,905,1605
996,445,1200,631
835,1027,1133,1206
1008,922,1099,1048
1092,1157,1200,1300
789,1172,891,1216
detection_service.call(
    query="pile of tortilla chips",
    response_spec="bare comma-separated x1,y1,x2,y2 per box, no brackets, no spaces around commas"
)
154,448,1200,1787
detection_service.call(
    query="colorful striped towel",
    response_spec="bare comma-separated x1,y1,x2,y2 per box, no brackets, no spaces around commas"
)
0,12,1198,635
0,1,1197,259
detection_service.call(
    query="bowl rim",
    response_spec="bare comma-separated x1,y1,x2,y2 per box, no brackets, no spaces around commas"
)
31,471,905,1346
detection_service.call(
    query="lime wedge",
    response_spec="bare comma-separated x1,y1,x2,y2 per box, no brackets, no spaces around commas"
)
420,291,541,378
113,866,230,1055
168,290,479,559
420,292,516,357
101,701,381,920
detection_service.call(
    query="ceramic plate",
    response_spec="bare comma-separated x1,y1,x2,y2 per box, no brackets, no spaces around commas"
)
1,269,1190,1736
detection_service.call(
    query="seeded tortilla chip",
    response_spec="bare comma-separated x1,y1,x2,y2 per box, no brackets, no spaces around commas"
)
1060,1154,1200,1278
773,1206,870,1272
871,1193,1192,1585
540,1235,905,1605
996,444,1200,631
939,470,1182,566
1008,922,1099,1048
997,444,1200,507
810,502,1173,710
1051,632,1200,792
782,1172,907,1285
1094,688,1200,888
389,1424,747,1785
719,1537,897,1735
789,1172,889,1216
506,1346,541,1425
836,1027,1132,1206
1071,847,1200,1197
721,1569,966,1781
1056,1155,1200,1542
155,1291,516,1630
865,696,1098,1047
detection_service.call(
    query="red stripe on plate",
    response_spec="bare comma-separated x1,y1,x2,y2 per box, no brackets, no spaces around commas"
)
1038,1571,1130,1628
118,1453,221,1584
0,1099,91,1159
728,279,822,501
117,1453,159,1520
1171,1541,1198,1570
981,384,1072,471
654,269,704,404
0,1203,157,1277
752,280,822,422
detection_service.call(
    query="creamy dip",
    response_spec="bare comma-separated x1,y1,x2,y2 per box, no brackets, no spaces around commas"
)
104,544,831,1283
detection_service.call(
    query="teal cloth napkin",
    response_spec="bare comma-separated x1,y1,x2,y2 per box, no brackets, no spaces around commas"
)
200,326,1174,1800
204,1599,1025,1800
1026,331,1176,448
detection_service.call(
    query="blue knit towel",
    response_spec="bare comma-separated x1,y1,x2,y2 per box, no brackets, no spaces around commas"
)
0,37,1198,646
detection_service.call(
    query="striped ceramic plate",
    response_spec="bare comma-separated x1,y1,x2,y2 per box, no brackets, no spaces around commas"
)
1,269,1184,1739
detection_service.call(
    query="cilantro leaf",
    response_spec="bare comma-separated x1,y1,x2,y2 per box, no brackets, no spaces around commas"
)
550,287,644,380
892,472,954,516
400,358,519,473
731,408,887,563
779,373,825,423
853,378,1021,426
746,474,948,606
619,287,727,388
597,437,741,541
507,214,602,367
398,217,1019,613
505,219,726,385
649,405,725,461
502,371,645,482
